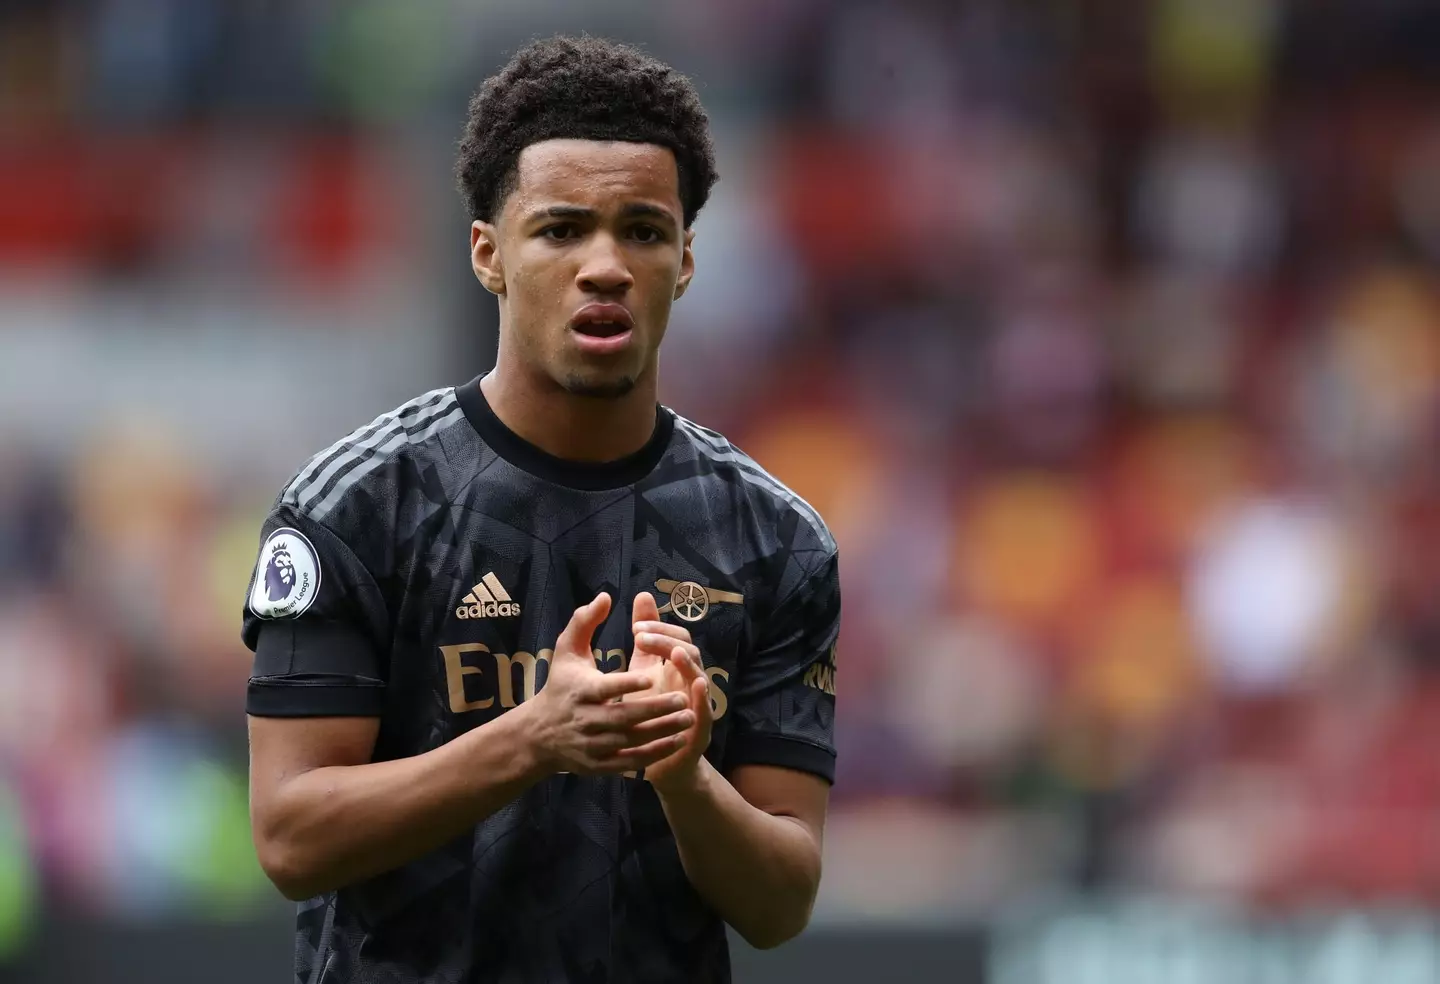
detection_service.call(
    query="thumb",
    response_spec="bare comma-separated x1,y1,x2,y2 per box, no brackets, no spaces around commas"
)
632,590,659,626
557,592,611,658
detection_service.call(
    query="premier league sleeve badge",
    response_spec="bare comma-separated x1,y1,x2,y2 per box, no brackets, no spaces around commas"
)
248,527,322,619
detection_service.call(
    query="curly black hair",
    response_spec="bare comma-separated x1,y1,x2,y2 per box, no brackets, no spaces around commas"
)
456,36,718,229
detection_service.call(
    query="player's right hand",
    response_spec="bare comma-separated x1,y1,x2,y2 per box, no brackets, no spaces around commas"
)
527,592,694,776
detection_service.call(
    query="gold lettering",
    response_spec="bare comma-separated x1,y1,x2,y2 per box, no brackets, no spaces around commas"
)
705,665,729,721
802,663,836,696
494,649,551,707
440,643,495,713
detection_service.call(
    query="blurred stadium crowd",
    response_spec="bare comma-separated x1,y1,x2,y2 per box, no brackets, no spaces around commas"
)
3,0,1440,954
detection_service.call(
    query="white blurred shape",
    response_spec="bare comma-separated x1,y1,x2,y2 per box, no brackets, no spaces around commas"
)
1187,499,1345,692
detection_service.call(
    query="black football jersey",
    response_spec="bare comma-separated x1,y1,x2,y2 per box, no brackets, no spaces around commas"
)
241,375,841,984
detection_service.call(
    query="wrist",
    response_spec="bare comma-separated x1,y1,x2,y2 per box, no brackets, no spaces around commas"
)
651,755,712,803
494,701,555,783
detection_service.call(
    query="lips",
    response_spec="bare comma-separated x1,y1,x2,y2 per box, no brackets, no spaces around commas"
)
569,303,634,338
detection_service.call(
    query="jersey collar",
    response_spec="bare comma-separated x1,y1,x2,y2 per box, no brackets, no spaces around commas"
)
456,375,674,491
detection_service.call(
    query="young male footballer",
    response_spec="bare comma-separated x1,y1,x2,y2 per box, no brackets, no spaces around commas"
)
244,36,840,984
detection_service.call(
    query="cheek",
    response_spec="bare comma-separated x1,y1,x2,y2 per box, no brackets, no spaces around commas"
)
641,256,684,311
507,255,571,314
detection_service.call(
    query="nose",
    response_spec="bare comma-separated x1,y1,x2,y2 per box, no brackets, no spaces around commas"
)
575,232,633,295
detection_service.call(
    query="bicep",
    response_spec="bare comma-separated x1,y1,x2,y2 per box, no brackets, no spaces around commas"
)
248,715,380,819
729,763,831,850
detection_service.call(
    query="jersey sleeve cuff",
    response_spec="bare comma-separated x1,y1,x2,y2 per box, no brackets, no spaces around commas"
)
247,676,387,717
722,733,836,784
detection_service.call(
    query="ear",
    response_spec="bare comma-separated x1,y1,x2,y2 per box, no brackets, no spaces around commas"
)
471,221,506,296
673,227,696,301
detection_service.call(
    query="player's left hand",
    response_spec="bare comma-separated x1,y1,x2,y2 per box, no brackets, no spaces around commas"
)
625,593,712,790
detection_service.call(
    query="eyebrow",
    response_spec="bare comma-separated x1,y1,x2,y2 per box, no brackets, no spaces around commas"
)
528,203,677,225
619,203,676,224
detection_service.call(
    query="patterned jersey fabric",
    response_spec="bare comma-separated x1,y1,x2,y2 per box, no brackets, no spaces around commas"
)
242,375,840,984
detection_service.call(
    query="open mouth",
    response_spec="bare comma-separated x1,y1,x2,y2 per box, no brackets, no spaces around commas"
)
569,302,634,338
573,321,628,338
568,303,635,353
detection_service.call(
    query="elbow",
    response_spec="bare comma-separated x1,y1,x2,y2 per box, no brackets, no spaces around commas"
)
272,873,324,904
254,823,329,901
738,909,812,950
736,876,820,950
273,878,319,904
738,927,797,951
255,838,318,901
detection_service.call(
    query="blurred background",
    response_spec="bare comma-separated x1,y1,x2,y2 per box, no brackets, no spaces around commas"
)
4,1,1440,981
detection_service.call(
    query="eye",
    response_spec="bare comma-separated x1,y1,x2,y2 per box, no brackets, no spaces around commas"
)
540,224,579,242
630,224,665,244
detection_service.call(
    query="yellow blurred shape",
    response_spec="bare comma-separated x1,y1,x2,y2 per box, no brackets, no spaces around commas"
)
1331,270,1440,410
71,421,207,547
208,504,273,618
1049,576,1203,790
1074,576,1201,729
955,473,1101,628
742,410,884,549
1151,0,1276,119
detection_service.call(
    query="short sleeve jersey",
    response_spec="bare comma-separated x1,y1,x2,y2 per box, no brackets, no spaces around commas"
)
241,377,840,984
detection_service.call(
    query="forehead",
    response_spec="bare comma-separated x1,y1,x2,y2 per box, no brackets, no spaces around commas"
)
508,139,681,216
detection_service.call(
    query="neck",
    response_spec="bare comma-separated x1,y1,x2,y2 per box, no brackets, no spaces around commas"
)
481,353,659,463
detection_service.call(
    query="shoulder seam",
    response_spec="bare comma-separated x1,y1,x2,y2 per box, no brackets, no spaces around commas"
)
282,387,463,521
282,387,454,506
672,415,835,552
306,402,466,522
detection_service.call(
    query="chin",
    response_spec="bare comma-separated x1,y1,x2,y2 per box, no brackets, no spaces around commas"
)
559,372,638,400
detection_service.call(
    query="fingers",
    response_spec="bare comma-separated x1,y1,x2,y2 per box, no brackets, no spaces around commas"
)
631,591,660,626
582,702,691,752
633,620,692,644
584,669,657,702
669,645,704,685
601,691,689,728
605,730,689,769
634,632,701,666
669,649,713,730
619,706,694,744
556,592,611,657
690,673,713,727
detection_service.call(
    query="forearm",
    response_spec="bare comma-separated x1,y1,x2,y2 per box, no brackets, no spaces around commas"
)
655,759,822,949
256,707,545,899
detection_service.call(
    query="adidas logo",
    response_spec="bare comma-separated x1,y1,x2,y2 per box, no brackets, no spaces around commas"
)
455,572,521,619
